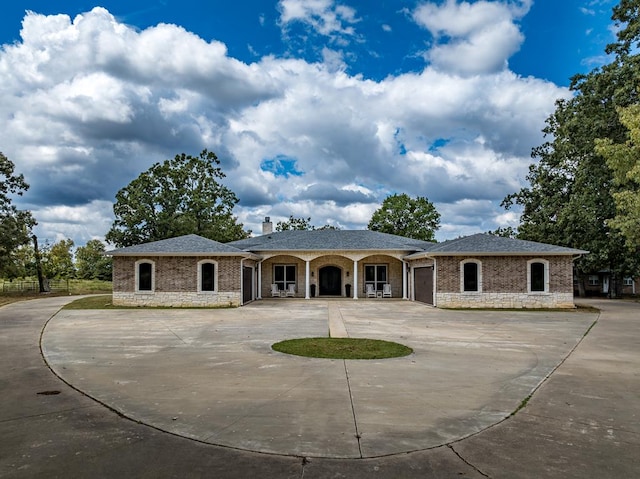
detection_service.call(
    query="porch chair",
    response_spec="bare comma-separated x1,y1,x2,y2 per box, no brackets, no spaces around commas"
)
285,284,296,297
366,284,376,298
271,284,281,297
382,283,392,298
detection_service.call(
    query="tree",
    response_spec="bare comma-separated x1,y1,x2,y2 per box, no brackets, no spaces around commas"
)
0,153,36,278
276,216,313,231
487,226,518,238
596,105,640,249
367,193,440,241
502,1,640,296
76,239,112,280
275,216,340,231
106,150,249,247
41,239,75,279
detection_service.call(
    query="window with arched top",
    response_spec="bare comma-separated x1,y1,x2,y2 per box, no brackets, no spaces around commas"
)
460,259,482,293
135,260,155,292
528,259,549,293
198,260,217,293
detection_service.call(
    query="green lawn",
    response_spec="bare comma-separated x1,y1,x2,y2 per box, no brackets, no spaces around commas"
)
272,337,413,360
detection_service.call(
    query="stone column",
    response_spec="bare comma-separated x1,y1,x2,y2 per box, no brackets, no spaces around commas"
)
305,260,310,299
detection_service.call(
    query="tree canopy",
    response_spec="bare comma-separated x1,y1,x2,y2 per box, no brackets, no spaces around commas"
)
368,193,440,241
275,216,340,231
596,105,640,248
106,150,249,247
276,216,313,231
41,239,75,279
0,153,36,278
75,239,112,280
502,0,640,293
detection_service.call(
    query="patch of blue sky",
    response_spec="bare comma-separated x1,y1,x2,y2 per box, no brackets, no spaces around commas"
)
429,138,450,151
393,128,408,155
260,155,304,178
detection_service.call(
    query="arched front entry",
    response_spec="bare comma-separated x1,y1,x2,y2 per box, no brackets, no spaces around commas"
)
319,266,342,296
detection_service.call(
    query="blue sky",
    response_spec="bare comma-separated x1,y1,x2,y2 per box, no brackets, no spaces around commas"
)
0,1,620,245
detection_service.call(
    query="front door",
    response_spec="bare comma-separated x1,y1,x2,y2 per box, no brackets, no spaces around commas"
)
319,266,342,296
414,267,434,305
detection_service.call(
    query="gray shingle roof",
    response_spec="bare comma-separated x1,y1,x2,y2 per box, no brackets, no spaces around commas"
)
106,234,250,256
411,233,588,256
228,230,434,251
107,231,588,258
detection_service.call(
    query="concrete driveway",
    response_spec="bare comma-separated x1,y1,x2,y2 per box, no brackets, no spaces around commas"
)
3,296,639,478
42,300,596,459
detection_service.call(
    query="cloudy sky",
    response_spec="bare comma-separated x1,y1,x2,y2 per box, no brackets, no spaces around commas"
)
0,0,619,246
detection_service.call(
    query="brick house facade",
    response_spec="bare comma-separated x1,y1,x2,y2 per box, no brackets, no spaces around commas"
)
108,227,587,309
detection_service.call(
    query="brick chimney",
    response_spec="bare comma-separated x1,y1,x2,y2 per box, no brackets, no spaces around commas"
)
262,216,273,235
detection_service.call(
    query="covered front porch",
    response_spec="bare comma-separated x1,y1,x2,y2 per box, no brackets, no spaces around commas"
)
256,252,409,300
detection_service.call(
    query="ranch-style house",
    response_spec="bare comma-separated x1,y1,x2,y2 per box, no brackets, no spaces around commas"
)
108,217,587,309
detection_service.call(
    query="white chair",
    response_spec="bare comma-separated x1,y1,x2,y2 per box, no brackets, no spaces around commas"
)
285,284,296,297
271,284,281,297
382,283,392,298
366,284,376,298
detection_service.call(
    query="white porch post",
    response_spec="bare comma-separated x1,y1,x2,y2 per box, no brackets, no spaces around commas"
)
305,260,310,299
257,262,262,299
353,259,358,299
402,261,408,299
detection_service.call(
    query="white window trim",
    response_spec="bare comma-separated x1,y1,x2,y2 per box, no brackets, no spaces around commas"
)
527,259,549,294
197,259,218,293
135,259,155,293
460,259,482,293
623,277,633,286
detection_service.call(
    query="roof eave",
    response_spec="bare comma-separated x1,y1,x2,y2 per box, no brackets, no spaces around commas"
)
107,252,260,260
423,251,588,257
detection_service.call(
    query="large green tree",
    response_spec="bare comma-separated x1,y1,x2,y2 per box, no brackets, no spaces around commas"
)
106,150,249,247
41,239,75,279
75,239,112,280
502,0,640,295
596,105,640,249
0,153,36,278
368,193,440,241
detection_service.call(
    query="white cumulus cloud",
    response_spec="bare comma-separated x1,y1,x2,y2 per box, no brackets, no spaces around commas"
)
0,5,569,245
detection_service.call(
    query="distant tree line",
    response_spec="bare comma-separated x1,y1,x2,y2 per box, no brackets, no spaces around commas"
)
3,238,112,281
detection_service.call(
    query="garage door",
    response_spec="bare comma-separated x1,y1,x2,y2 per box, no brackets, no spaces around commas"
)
414,267,434,305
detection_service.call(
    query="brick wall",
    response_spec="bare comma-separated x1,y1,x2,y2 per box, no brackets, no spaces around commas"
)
112,255,242,306
436,256,574,294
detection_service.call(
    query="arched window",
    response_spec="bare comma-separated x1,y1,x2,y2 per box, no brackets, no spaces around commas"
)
460,259,482,292
198,260,217,292
136,260,155,292
528,259,549,293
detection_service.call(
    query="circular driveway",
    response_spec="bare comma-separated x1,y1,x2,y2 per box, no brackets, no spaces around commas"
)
41,300,596,459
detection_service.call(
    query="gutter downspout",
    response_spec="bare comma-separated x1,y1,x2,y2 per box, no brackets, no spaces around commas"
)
431,256,437,307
